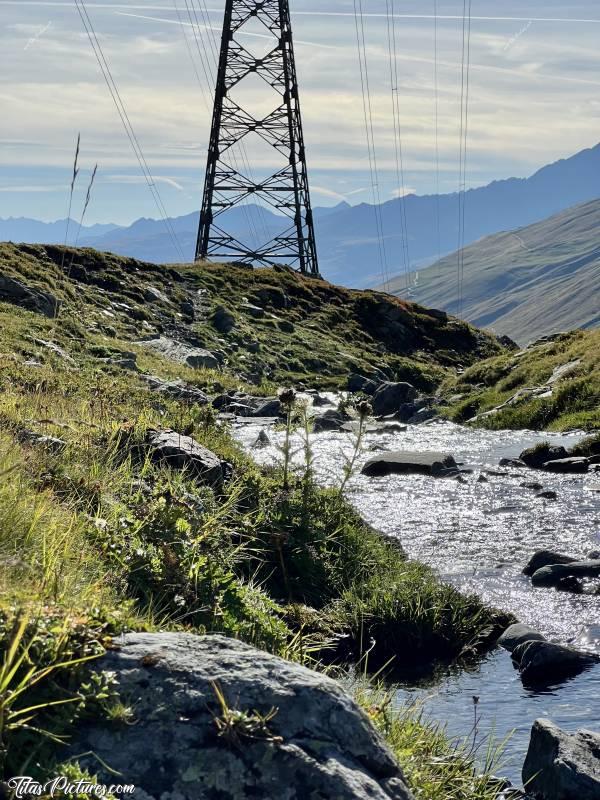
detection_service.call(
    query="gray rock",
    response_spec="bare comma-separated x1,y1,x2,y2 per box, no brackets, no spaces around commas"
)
313,409,350,433
252,399,282,418
512,640,599,685
536,490,558,500
361,451,458,478
348,374,370,393
180,300,195,318
497,623,546,654
141,375,209,405
499,458,527,468
33,338,75,364
252,430,271,449
70,633,414,800
520,444,568,469
138,337,219,370
542,457,589,474
407,408,438,425
547,359,582,385
147,430,225,487
241,303,265,319
531,560,600,587
371,382,418,417
18,431,66,454
144,285,170,304
522,719,600,800
109,357,139,372
0,273,60,318
520,482,544,491
523,550,578,576
212,306,236,333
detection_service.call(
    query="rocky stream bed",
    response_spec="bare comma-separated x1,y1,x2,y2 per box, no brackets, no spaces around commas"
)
233,408,600,790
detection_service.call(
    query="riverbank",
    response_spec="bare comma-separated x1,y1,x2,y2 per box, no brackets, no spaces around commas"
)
0,245,514,794
234,413,600,786
442,329,600,431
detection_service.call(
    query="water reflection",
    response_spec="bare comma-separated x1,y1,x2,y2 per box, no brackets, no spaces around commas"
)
234,418,600,783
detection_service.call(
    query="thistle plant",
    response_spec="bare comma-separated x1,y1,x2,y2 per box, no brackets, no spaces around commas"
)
339,399,372,497
277,388,297,491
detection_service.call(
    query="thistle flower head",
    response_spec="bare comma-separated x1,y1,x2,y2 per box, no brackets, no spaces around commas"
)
278,387,297,408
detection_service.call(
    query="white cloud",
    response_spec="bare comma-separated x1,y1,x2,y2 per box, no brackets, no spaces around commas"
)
2,0,600,223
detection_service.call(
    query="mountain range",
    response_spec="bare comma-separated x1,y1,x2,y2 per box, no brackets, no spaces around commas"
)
384,198,600,344
2,142,600,291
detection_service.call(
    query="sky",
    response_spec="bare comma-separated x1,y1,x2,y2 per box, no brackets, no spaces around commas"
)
2,0,600,225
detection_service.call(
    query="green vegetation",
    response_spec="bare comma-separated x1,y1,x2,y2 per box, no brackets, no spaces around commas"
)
355,686,511,800
0,243,510,794
444,330,600,431
0,242,503,391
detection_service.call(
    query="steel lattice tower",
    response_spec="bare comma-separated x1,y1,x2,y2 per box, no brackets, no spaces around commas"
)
195,0,319,274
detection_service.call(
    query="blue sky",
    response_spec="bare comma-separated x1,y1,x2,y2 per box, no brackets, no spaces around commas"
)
2,0,600,224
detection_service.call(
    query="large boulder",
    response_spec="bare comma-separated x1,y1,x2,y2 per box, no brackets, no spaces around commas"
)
511,640,599,685
141,375,209,405
138,337,219,370
541,457,589,474
523,551,578,577
147,430,226,487
497,623,546,653
70,633,414,800
519,444,568,469
0,273,60,318
362,451,458,478
313,409,351,433
531,560,600,587
371,383,418,417
522,719,600,800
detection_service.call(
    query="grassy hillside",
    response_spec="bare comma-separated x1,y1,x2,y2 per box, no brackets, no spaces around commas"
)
444,329,600,431
0,242,510,792
383,199,600,344
0,242,504,390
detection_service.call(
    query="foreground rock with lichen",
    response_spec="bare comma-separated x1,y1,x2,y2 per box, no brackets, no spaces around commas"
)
70,633,414,800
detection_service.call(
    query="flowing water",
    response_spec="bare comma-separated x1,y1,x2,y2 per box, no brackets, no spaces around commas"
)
234,415,600,786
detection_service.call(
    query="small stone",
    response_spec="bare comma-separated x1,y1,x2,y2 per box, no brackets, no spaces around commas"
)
147,430,226,487
252,430,271,449
144,286,170,304
33,339,75,364
212,306,236,333
520,481,543,491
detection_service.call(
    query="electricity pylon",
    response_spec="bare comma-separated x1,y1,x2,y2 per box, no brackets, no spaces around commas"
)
195,0,319,275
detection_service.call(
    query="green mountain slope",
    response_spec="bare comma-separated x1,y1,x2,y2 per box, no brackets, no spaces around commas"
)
383,199,600,344
443,329,600,431
0,242,504,391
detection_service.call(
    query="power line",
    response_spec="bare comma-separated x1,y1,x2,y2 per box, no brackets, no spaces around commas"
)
459,2,473,317
456,0,472,317
433,0,442,266
353,0,390,291
74,0,185,261
385,0,411,295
